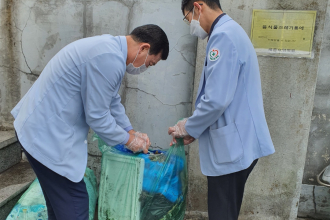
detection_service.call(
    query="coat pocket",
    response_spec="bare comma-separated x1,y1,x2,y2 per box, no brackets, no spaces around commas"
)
209,122,243,164
33,114,74,163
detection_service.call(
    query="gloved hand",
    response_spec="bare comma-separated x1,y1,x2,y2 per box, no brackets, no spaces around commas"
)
168,118,195,146
168,118,188,138
128,130,151,147
126,132,150,154
134,131,150,146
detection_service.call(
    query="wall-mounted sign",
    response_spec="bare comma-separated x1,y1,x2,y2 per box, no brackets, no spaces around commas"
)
250,10,317,58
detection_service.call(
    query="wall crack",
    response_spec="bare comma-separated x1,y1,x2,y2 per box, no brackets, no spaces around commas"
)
126,86,191,107
0,65,39,77
170,34,190,52
20,1,36,75
312,185,317,214
174,48,195,67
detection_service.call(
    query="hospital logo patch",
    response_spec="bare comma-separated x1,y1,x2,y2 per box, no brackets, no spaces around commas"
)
209,48,220,61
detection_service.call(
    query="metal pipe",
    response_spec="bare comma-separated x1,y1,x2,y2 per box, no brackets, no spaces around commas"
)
316,166,330,187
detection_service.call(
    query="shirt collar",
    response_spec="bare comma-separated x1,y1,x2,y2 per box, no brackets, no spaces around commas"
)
208,13,226,39
119,36,128,62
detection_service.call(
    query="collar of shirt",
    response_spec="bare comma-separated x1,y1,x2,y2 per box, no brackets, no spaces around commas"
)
119,36,128,62
205,13,226,66
208,13,226,40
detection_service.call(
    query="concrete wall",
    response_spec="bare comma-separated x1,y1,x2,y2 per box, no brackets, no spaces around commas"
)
0,0,197,183
186,1,330,219
0,0,20,130
124,0,197,149
298,1,330,219
0,0,85,130
302,0,330,186
87,0,197,182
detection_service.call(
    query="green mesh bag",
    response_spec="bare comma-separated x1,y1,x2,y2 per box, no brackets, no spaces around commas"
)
95,134,187,220
6,168,98,220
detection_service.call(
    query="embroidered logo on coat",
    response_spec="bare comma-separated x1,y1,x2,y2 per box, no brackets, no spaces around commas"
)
209,48,220,61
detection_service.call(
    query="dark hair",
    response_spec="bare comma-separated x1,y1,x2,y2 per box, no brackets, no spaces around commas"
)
181,0,222,15
130,24,169,60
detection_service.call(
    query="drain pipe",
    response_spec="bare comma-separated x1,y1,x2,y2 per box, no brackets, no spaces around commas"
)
316,165,330,187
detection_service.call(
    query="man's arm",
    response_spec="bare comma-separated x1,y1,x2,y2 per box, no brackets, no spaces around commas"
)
185,33,241,139
110,93,133,132
81,53,129,146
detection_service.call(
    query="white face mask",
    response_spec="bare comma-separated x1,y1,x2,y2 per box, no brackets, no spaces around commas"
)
190,7,208,40
126,49,149,75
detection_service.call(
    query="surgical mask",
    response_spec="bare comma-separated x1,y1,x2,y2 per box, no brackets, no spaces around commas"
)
190,7,208,40
126,49,149,75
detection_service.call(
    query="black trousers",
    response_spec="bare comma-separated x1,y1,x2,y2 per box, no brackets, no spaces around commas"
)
207,159,258,220
16,132,89,220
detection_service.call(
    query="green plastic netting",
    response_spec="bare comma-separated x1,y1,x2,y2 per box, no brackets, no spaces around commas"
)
95,134,188,220
6,168,98,220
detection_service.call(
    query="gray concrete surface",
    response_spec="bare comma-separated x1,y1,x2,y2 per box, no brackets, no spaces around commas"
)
0,130,16,149
0,131,20,173
0,190,26,220
186,0,330,219
302,0,330,186
0,141,21,173
0,161,36,219
186,38,208,213
124,0,197,149
298,184,330,220
0,0,20,130
0,0,198,184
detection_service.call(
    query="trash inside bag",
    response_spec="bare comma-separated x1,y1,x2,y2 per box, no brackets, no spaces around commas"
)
6,168,98,220
95,134,188,220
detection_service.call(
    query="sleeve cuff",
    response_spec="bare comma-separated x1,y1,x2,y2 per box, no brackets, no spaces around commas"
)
185,121,199,139
120,133,130,145
124,125,133,132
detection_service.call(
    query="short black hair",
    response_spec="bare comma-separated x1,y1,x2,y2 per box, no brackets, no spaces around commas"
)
130,24,169,60
181,0,222,15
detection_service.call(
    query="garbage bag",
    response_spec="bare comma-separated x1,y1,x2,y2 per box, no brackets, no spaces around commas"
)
84,167,99,220
95,134,187,220
6,168,98,220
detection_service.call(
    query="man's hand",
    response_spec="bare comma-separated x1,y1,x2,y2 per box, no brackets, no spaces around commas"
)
169,135,195,146
168,118,195,146
134,131,151,147
126,130,150,153
168,118,188,138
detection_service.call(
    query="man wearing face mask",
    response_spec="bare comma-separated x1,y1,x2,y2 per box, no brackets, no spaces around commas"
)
11,24,169,220
168,1,275,219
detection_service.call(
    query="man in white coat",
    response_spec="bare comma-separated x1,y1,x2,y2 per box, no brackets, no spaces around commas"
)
12,24,169,219
168,1,275,219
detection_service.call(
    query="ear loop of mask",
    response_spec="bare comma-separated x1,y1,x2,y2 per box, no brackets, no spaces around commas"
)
192,6,201,22
132,50,139,66
132,48,149,67
144,50,149,65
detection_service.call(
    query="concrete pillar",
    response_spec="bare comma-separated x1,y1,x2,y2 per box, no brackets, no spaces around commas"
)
186,38,208,214
298,1,330,219
0,0,20,130
124,0,197,149
302,0,330,185
187,0,330,219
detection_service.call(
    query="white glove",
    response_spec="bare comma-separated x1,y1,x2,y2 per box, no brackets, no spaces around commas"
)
126,131,150,153
134,132,149,143
170,118,188,138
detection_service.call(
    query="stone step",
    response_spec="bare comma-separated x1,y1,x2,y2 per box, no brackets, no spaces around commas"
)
0,161,36,219
0,131,21,173
298,184,330,220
